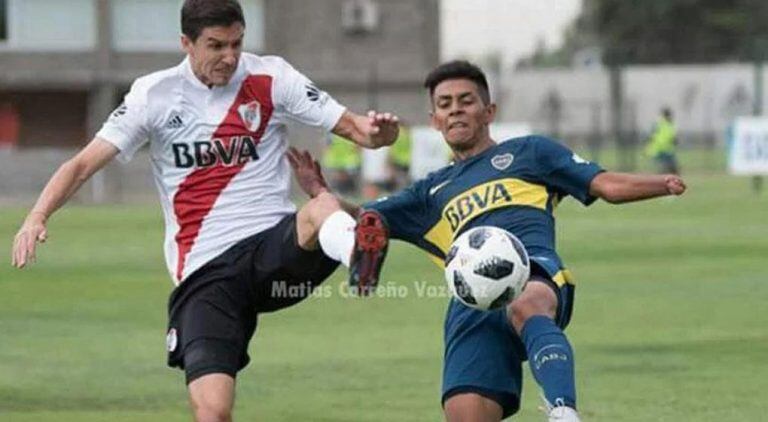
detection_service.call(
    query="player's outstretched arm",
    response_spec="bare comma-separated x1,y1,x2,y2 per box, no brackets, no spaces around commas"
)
332,110,400,149
11,138,119,268
286,147,361,216
589,172,686,204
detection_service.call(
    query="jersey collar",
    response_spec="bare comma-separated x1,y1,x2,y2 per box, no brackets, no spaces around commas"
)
454,141,500,167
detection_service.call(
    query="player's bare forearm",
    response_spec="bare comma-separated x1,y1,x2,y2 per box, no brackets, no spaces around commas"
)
589,172,686,204
12,138,118,268
332,110,400,148
30,139,118,218
31,160,93,219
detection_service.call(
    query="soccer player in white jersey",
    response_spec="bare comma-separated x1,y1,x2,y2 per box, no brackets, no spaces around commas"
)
10,1,393,421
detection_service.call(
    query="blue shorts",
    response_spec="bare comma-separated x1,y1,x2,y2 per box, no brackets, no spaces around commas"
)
441,255,575,418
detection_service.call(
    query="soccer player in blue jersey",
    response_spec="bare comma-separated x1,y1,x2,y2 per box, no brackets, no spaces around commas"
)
292,60,686,421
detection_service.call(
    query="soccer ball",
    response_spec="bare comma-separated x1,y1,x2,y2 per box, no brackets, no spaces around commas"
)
444,226,530,311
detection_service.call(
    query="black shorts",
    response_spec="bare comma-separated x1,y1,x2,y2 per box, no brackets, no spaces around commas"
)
166,214,339,383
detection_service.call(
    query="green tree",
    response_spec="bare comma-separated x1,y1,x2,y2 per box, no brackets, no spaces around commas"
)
585,0,768,64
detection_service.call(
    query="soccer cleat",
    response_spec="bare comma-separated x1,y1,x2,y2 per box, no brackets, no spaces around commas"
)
540,394,580,422
547,406,580,422
348,210,389,296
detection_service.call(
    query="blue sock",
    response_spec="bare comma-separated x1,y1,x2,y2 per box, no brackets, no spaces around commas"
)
521,315,576,409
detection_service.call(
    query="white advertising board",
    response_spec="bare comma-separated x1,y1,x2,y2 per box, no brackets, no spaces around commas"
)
730,117,768,175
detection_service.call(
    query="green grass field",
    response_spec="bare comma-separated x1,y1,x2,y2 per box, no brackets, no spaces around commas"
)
1,163,767,420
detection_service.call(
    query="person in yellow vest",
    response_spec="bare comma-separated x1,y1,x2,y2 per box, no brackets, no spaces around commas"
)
388,123,412,190
322,133,361,195
646,107,680,174
361,123,413,199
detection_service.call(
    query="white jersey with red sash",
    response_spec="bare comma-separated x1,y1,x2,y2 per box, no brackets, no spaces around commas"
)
97,53,345,284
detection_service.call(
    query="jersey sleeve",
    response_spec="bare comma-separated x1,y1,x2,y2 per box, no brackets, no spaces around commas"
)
273,58,346,131
533,136,604,205
96,81,151,163
364,180,429,244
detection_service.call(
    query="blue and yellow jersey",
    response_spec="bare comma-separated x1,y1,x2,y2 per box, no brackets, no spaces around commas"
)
365,135,604,284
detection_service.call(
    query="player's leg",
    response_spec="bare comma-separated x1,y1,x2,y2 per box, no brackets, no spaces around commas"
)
508,277,558,331
171,301,255,422
253,207,381,311
188,374,235,422
444,393,503,422
667,153,680,175
296,191,388,292
507,268,579,420
296,191,352,257
442,300,523,421
167,245,260,422
345,209,389,294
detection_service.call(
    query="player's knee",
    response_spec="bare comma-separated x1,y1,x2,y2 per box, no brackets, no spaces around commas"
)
190,392,233,422
311,191,341,211
508,294,555,333
188,373,235,422
193,404,232,422
444,393,503,422
305,192,342,225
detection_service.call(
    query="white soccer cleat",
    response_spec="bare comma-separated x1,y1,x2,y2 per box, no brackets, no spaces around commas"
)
539,394,581,422
548,406,581,422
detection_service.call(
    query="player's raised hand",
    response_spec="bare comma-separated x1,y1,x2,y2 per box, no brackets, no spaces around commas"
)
365,110,400,148
11,212,48,269
286,147,329,198
664,175,686,195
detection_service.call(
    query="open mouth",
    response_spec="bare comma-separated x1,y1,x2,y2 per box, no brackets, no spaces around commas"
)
448,122,469,130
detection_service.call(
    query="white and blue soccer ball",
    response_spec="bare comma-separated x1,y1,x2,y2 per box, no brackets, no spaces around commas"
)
444,226,530,311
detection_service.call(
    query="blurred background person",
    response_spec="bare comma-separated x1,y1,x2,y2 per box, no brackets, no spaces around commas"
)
361,142,393,200
388,121,413,191
321,133,361,196
360,123,414,199
645,107,680,174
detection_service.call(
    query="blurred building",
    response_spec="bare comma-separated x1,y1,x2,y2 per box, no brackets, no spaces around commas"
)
0,0,440,149
0,0,439,201
500,64,767,149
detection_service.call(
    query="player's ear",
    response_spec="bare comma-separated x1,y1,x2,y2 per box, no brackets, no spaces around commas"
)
484,103,497,125
181,34,194,55
429,110,441,131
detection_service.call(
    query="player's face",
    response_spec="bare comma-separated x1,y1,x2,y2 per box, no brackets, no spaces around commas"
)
182,23,244,87
430,79,496,152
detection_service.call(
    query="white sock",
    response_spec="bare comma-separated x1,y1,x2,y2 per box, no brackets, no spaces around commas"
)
318,210,356,267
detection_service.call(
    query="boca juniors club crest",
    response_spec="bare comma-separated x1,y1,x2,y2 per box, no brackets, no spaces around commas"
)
491,153,514,171
238,100,262,132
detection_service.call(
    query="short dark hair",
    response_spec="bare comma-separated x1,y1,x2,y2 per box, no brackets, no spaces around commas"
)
181,0,246,42
423,60,491,105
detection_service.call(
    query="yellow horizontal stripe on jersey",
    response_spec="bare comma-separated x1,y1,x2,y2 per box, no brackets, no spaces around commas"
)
430,256,578,286
423,178,549,255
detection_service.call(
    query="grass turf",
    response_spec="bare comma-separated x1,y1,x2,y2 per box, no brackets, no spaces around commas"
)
0,168,766,421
